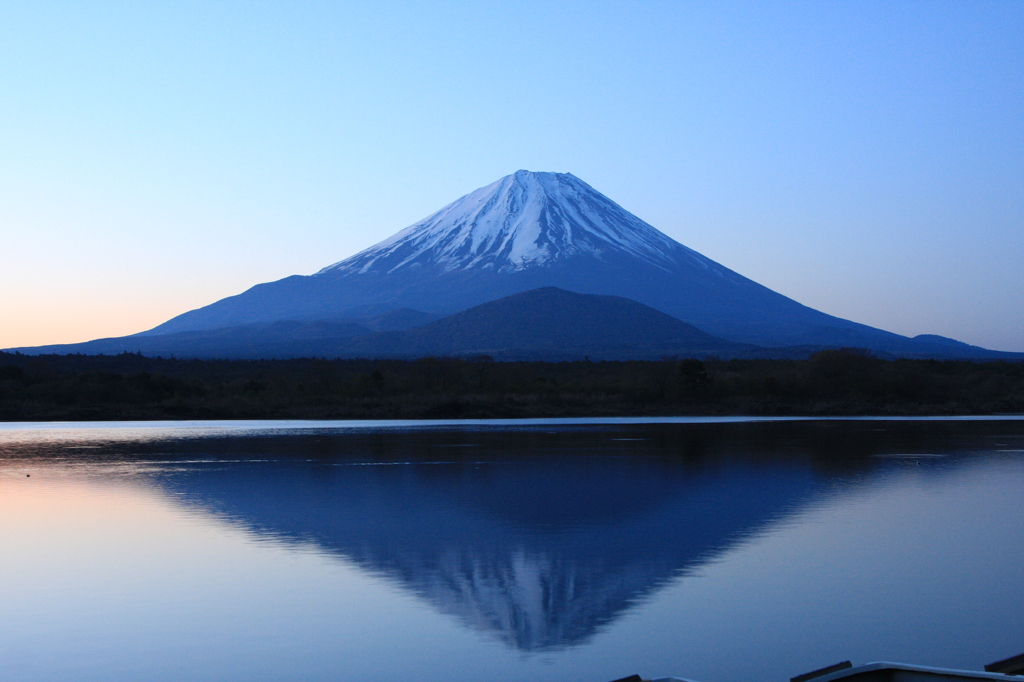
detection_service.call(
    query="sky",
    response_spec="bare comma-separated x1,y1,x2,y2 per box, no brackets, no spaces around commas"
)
2,1,1022,351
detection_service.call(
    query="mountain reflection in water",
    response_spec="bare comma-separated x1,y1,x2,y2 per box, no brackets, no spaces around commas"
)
5,418,1024,682
156,425,835,651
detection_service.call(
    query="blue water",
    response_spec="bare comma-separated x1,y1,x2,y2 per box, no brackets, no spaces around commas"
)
2,417,1023,682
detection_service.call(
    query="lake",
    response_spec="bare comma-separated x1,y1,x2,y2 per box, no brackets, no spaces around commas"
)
2,417,1023,682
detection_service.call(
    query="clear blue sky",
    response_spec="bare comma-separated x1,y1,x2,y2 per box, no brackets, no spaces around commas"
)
3,1,1022,350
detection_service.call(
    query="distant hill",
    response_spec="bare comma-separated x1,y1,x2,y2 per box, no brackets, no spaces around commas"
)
341,287,750,360
357,308,441,332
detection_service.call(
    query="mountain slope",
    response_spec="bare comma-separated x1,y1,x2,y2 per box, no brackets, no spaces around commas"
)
10,320,372,360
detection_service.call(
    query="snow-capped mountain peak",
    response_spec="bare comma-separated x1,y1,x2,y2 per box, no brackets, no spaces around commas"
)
318,170,714,275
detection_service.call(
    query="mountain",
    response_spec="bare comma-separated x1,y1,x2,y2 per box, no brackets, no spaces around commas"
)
140,170,858,347
128,170,993,354
8,170,1020,359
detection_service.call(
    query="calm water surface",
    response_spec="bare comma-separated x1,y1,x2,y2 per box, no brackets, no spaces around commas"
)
2,417,1023,682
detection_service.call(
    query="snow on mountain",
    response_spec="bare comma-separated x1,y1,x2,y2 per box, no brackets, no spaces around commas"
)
318,170,726,277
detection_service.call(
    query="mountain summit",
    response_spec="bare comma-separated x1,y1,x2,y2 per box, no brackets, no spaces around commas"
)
318,170,723,277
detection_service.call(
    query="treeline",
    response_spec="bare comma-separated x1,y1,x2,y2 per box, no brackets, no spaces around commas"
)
1,349,1022,421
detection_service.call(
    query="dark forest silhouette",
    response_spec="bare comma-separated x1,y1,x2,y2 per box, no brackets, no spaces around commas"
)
1,349,1021,421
